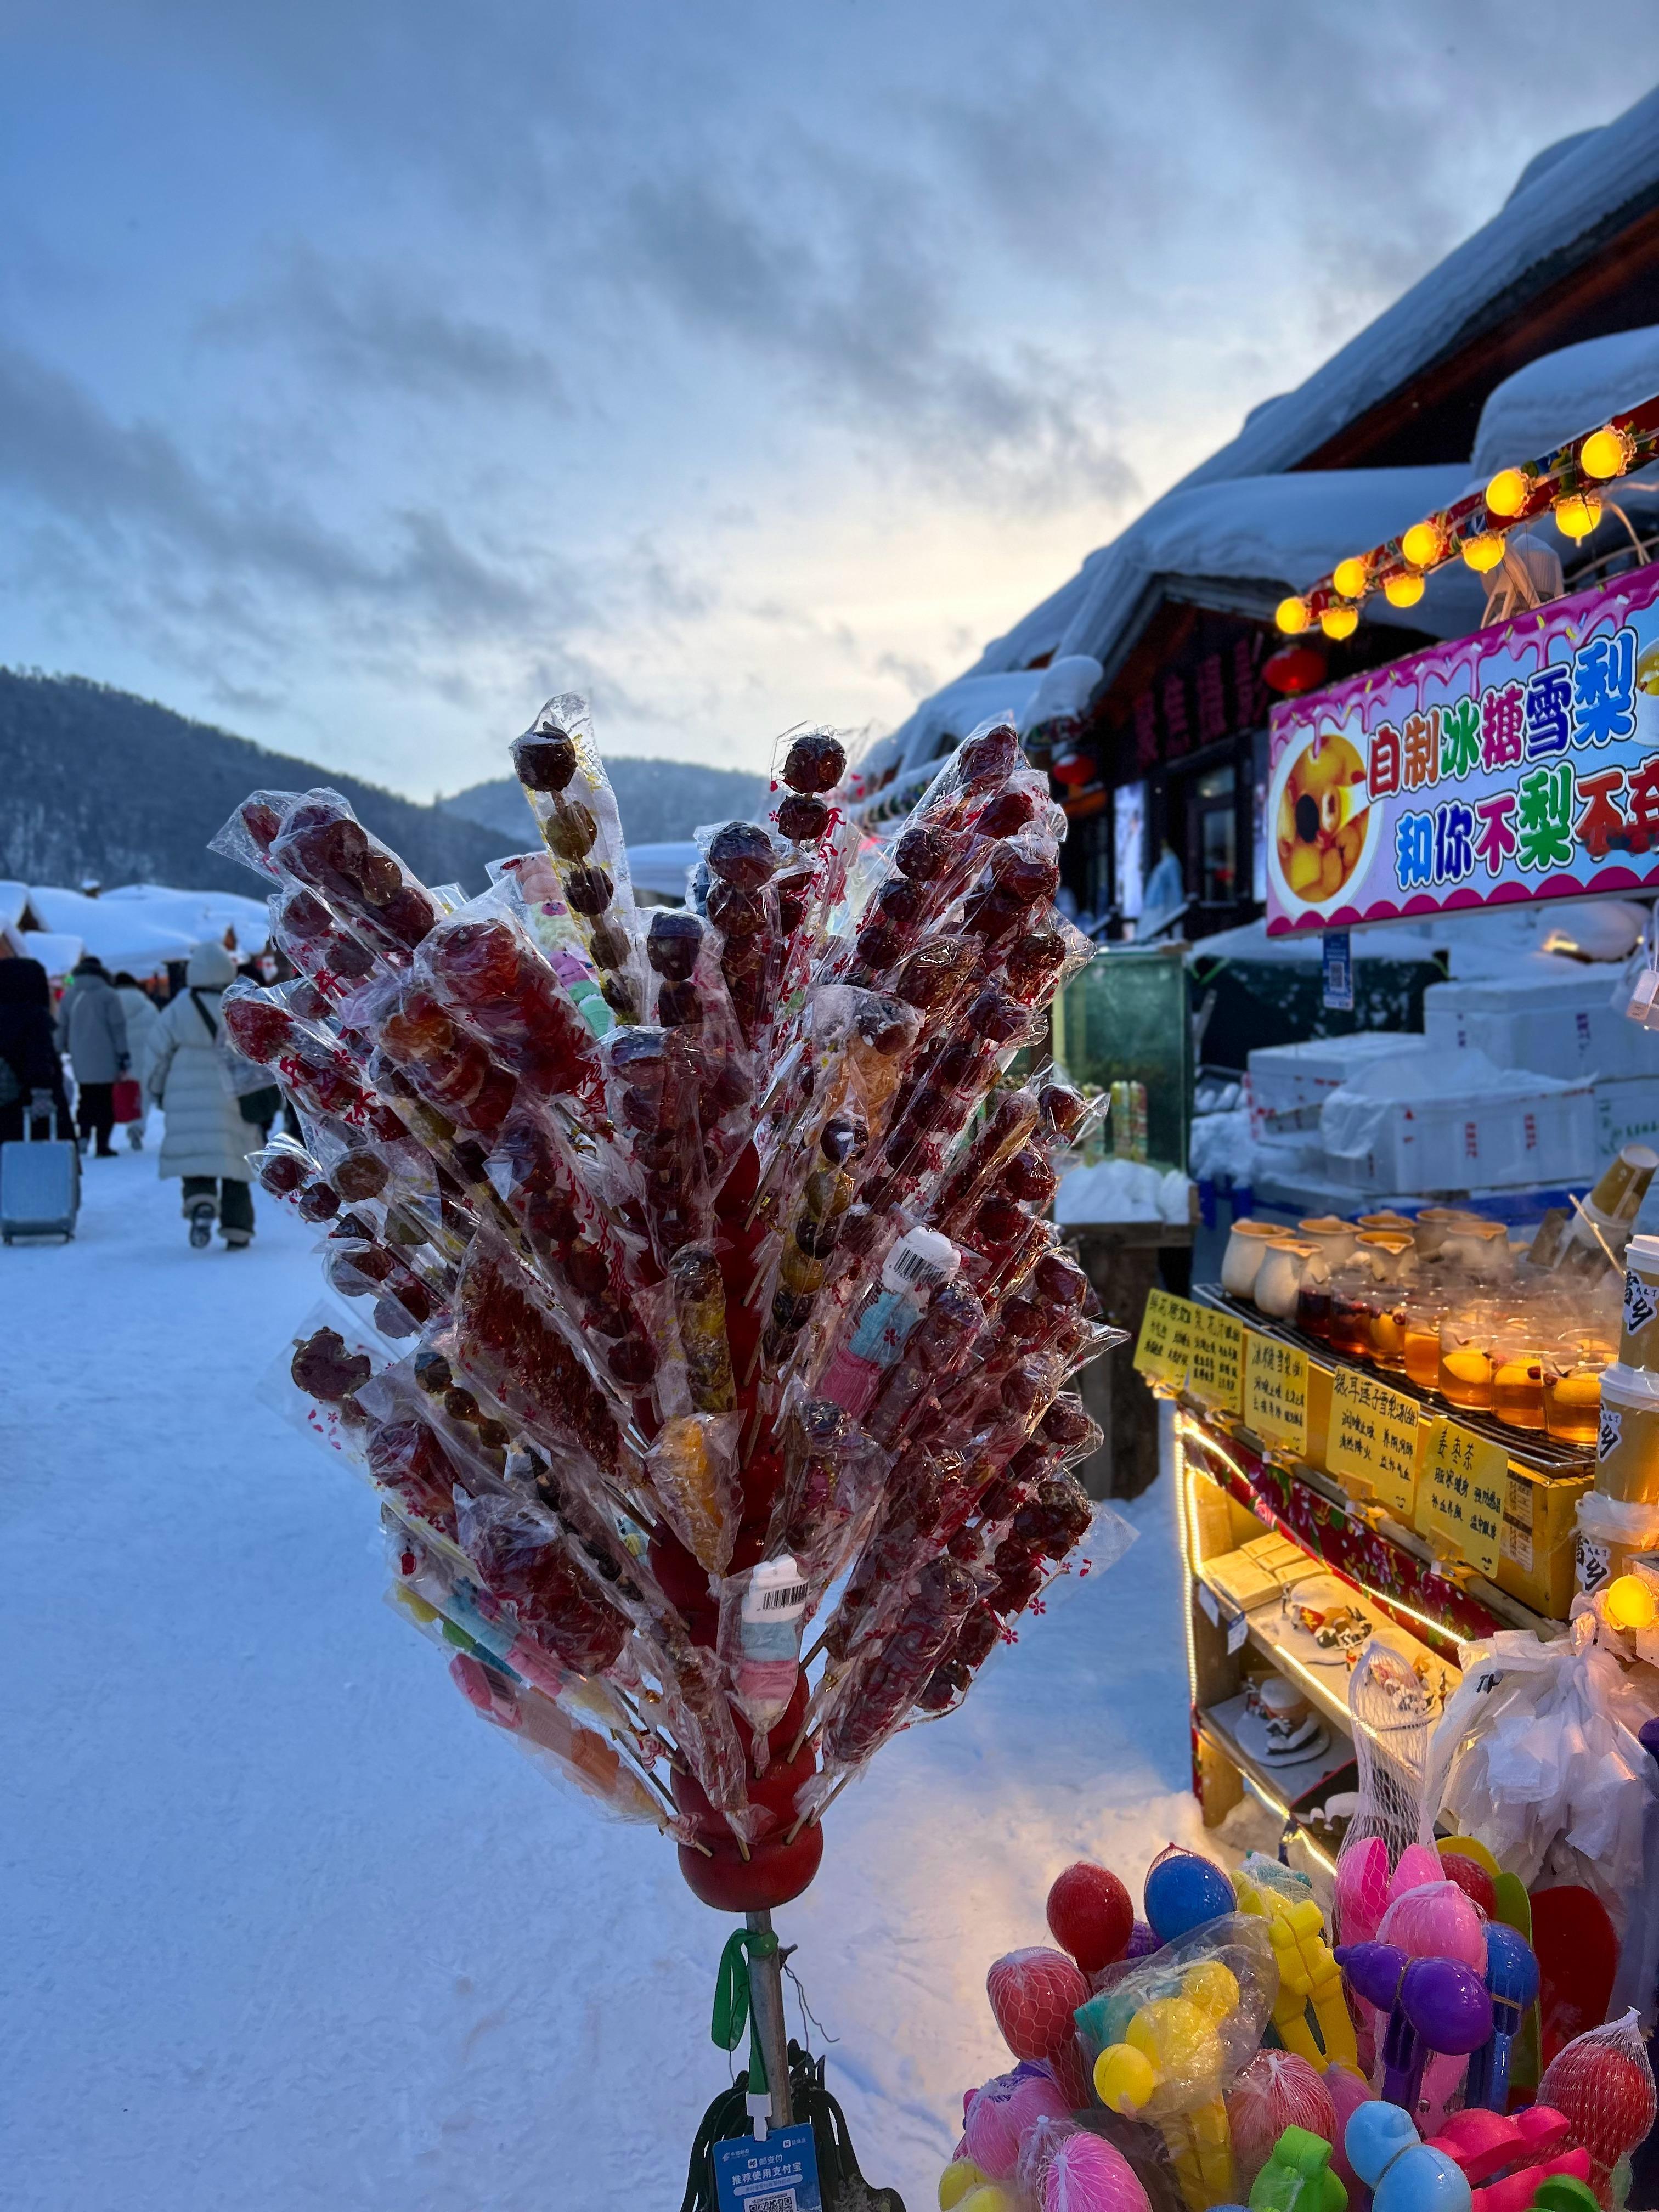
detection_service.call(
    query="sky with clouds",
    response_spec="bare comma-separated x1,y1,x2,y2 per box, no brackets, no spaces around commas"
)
4,2,1659,798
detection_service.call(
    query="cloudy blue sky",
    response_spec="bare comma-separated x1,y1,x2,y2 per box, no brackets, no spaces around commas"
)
4,3,1659,798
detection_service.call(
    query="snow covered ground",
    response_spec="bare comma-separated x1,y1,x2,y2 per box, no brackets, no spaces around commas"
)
3,1134,1265,2210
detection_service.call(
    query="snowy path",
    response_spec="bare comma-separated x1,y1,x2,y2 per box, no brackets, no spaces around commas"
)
3,1140,1258,2210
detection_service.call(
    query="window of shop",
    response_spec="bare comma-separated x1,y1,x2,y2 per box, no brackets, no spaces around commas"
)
1195,763,1237,907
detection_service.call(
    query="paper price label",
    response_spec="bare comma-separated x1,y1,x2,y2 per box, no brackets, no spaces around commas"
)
1133,1290,1194,1388
1418,1417,1508,1580
1243,1331,1308,1456
1327,1369,1424,1519
1186,1306,1244,1413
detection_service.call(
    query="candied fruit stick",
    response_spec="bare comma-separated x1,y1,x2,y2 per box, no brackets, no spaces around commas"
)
221,981,396,1138
208,788,303,883
817,1553,980,1771
863,1280,986,1451
602,1024,710,1269
417,907,608,1130
702,819,785,1057
646,909,757,1186
644,1410,740,1574
436,1647,674,1830
267,788,441,962
510,696,648,1025
668,1242,737,1414
765,1395,889,1597
768,728,856,998
270,884,383,1003
630,1622,753,1832
929,1086,1043,1237
815,1224,962,1415
758,1110,861,1381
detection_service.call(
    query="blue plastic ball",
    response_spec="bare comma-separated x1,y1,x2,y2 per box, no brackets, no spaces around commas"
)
1143,1850,1235,1943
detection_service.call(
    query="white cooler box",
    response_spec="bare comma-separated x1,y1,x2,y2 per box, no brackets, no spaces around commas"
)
1320,1047,1596,1194
1247,1032,1427,1135
1594,1075,1659,1159
1422,957,1659,1082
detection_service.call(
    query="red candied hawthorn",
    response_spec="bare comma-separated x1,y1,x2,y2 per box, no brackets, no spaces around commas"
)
977,786,1040,838
707,821,776,891
893,823,957,883
1037,1392,1095,1452
281,888,334,940
1005,929,1067,1001
646,911,703,983
291,1325,371,1402
258,1153,309,1198
297,1181,342,1222
1032,1252,1089,1310
333,1151,390,1202
512,725,578,793
1000,1148,1058,1206
775,869,812,933
240,796,285,852
958,723,1020,787
777,793,830,845
222,997,296,1065
893,937,978,1013
781,731,847,794
365,1418,460,1536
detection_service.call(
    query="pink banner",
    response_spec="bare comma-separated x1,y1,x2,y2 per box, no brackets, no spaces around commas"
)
1265,559,1659,935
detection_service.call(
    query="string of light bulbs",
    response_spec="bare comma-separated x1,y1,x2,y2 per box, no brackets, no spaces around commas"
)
1274,394,1659,642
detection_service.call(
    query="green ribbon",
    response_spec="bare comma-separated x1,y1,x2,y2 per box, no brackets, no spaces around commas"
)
710,1927,780,2096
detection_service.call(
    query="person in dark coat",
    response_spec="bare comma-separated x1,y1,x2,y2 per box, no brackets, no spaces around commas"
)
0,957,73,1143
59,953,129,1158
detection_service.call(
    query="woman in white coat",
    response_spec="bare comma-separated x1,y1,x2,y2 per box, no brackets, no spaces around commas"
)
145,942,258,1248
111,973,161,1150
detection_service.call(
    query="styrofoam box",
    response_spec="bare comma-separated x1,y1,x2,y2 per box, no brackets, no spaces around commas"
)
1247,1032,1427,1132
1423,966,1659,1083
1322,1075,1598,1193
1594,1075,1659,1159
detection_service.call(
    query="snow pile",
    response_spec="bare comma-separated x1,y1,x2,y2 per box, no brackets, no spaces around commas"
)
1055,1161,1191,1225
1,1144,1241,2210
1471,324,1659,481
1189,1108,1256,1187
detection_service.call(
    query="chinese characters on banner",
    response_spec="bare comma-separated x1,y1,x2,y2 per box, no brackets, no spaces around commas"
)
1266,561,1659,934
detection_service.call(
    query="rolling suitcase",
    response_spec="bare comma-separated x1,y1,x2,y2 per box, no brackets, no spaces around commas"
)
1,1114,80,1243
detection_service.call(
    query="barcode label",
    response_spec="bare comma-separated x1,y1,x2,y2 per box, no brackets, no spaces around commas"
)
889,1242,947,1286
760,1582,809,1611
747,2195,796,2212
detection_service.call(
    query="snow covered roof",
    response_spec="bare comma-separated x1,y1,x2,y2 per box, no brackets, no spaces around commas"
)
0,881,27,934
1180,89,1659,488
23,932,84,979
15,883,270,977
857,656,1104,794
1470,323,1659,478
623,842,698,900
97,882,272,951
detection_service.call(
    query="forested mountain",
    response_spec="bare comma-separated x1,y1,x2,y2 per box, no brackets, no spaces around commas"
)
0,670,513,893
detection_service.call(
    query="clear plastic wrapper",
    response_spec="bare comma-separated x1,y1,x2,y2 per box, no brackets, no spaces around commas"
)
819,1223,962,1416
416,895,607,1126
208,788,302,883
269,883,381,1002
510,695,648,1023
262,1302,387,1461
716,1554,811,1770
267,788,442,962
487,849,614,1039
645,908,755,1179
645,1412,740,1575
600,1024,709,1267
766,1394,887,1594
668,1242,737,1414
1536,2010,1657,2205
812,1550,980,1776
760,1108,864,1379
454,1487,631,1678
220,981,404,1141
863,1278,987,1448
442,1647,672,1827
701,819,788,1058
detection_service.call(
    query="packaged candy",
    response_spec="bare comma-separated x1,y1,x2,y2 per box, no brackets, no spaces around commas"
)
819,1224,961,1415
267,788,441,961
511,695,647,1023
717,1554,811,1770
645,1413,740,1575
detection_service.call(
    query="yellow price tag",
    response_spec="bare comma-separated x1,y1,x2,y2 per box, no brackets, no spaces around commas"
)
1243,1331,1309,1455
1418,1417,1508,1579
1327,1369,1424,1519
1132,1289,1194,1388
1186,1305,1244,1414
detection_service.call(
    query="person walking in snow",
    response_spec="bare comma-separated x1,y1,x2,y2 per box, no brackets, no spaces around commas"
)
59,953,129,1158
0,956,72,1143
145,942,258,1249
111,972,161,1151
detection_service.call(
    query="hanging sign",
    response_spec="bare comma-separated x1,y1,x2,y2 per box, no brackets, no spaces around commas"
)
1243,1332,1309,1455
1133,1290,1195,1387
1417,1417,1508,1580
715,2124,823,2212
1187,1305,1245,1413
1327,1369,1424,1518
1266,559,1659,934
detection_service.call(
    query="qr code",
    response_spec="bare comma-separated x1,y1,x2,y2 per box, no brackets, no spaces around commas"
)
747,2194,797,2212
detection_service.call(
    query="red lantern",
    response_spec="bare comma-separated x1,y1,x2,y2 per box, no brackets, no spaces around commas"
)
1263,645,1327,697
1051,751,1096,787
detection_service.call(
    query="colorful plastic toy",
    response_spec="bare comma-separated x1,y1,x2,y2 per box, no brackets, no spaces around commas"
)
1229,2053,1339,2192
1535,2011,1658,2207
988,1948,1091,2068
1426,2106,1592,2212
963,2067,1073,2179
1091,1950,1261,2209
1146,1847,1238,1945
1346,2102,1472,2212
1336,1943,1492,2115
1248,2125,1348,2212
1036,2127,1153,2212
1465,1924,1540,2114
1048,1861,1135,1974
1235,1854,1358,2074
1376,1882,1486,1972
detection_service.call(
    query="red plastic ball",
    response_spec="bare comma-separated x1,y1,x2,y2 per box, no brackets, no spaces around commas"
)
1046,1861,1135,1973
986,1946,1090,2063
1438,1851,1498,1920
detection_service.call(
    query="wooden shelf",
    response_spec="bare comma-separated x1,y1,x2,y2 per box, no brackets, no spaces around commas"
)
1194,1702,1349,1877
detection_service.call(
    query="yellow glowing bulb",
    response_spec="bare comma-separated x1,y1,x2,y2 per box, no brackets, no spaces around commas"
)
1486,466,1533,520
1581,425,1634,480
1331,555,1369,601
1384,572,1425,608
1318,603,1358,640
1276,595,1311,635
1401,520,1446,569
1554,490,1604,541
1462,531,1507,574
1604,1573,1658,1632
